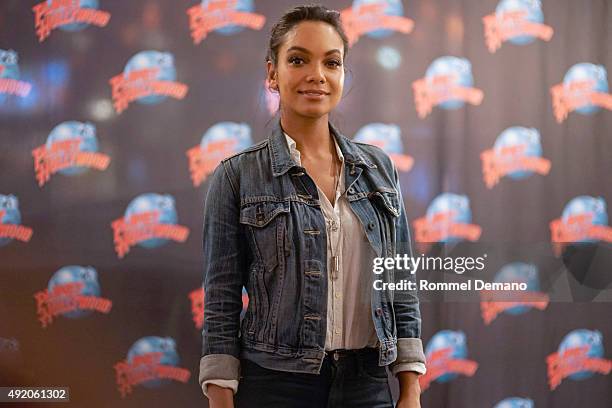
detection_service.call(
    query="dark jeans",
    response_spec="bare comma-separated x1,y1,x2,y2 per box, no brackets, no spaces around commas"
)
234,347,394,408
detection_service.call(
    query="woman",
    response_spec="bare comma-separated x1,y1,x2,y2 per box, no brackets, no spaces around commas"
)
199,5,425,408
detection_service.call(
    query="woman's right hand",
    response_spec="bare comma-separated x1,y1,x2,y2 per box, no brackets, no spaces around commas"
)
207,384,234,408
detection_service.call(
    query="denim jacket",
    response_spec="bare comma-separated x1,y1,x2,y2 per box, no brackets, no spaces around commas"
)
199,119,425,387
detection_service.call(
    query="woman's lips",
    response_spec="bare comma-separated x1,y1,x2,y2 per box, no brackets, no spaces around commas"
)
298,90,329,100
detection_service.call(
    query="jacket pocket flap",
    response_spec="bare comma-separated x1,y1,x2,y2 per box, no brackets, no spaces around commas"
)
371,190,400,218
240,200,290,227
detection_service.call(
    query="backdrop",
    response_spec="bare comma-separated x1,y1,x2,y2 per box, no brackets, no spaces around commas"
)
1,1,611,407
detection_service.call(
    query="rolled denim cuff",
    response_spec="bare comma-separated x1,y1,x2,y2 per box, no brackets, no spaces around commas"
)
202,379,239,397
199,354,241,390
390,338,426,374
391,362,427,376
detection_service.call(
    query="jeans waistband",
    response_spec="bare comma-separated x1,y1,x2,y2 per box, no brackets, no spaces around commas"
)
325,347,378,361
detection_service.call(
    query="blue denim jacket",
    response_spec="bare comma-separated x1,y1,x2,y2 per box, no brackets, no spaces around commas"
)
199,119,424,385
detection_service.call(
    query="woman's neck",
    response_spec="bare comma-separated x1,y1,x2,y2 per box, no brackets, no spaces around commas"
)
280,113,335,160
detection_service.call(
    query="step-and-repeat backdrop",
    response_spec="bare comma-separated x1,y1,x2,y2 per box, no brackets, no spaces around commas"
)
1,1,611,407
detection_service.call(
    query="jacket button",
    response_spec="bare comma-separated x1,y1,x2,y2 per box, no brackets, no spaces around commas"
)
348,187,355,194
367,221,375,231
375,308,383,317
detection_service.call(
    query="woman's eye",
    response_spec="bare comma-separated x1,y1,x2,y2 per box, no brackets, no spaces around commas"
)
327,60,342,68
288,56,304,65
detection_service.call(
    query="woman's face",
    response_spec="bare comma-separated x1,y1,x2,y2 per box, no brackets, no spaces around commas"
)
267,21,345,119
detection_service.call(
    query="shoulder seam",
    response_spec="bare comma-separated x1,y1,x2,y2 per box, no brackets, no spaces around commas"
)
221,139,268,163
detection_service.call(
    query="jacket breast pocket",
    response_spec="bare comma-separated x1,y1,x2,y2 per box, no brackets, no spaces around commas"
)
370,188,400,219
239,200,290,273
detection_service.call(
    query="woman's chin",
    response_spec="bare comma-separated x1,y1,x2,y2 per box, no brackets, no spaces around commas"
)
295,106,332,119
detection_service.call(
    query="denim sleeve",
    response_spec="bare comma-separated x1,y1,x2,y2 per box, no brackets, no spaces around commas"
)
390,160,425,360
392,160,421,339
199,161,246,386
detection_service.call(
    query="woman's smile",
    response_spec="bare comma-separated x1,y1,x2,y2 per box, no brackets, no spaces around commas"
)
299,89,330,100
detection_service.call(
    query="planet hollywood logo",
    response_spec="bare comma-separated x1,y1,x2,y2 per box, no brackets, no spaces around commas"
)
480,126,551,189
0,195,34,247
111,193,190,259
0,49,33,100
353,123,413,172
340,0,414,47
412,56,484,119
31,121,110,187
34,266,112,328
32,0,111,42
551,63,612,123
493,397,534,408
482,0,553,53
413,193,482,243
187,0,266,45
114,337,191,398
546,329,611,390
420,330,478,391
186,122,253,187
189,286,249,329
549,196,612,255
480,262,549,325
109,51,189,114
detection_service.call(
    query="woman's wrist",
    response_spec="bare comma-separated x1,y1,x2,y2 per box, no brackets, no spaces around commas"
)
397,371,421,399
207,383,234,401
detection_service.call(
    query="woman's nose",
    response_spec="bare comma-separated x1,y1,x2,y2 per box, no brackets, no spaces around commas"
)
306,64,325,83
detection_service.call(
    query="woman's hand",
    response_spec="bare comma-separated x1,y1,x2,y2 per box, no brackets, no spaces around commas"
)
396,371,421,408
207,384,234,408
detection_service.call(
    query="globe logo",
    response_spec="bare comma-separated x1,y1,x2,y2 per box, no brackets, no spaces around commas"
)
493,262,540,315
493,397,534,408
115,336,191,396
0,49,32,102
47,265,101,319
0,194,22,247
557,330,606,381
561,196,608,244
425,57,474,110
495,0,544,45
0,49,19,81
200,121,252,154
352,0,404,39
354,123,414,171
45,0,101,32
126,337,181,388
123,51,177,105
414,193,482,244
425,330,468,383
481,126,551,188
187,122,253,186
562,63,609,115
551,63,611,122
124,193,179,249
493,127,542,179
44,121,98,175
199,0,255,35
354,123,403,153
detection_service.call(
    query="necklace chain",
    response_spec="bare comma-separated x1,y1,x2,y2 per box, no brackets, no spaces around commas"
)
329,154,341,280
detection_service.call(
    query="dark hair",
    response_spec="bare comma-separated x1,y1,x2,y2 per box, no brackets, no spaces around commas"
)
266,4,349,66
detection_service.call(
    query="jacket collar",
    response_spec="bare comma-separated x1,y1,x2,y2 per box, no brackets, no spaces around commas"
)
268,118,376,177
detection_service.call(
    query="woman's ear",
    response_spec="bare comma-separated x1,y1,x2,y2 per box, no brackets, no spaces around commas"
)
266,61,278,92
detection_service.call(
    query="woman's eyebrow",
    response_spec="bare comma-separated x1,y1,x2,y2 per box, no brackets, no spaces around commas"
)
286,46,341,56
